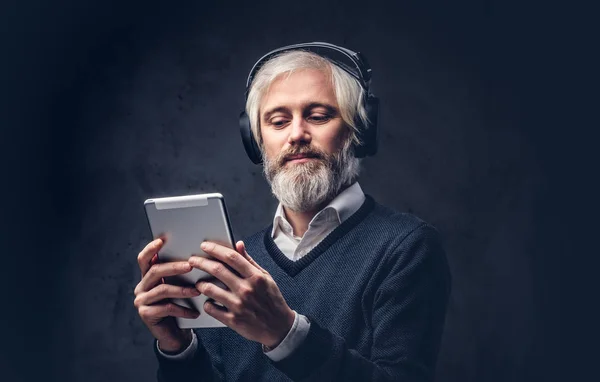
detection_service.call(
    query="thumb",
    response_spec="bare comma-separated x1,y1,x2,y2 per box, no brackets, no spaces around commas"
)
236,240,267,273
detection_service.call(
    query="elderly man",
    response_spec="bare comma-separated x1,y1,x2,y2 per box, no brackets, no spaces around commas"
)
134,42,451,381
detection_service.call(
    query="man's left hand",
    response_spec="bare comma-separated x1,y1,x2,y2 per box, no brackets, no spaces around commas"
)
189,240,295,349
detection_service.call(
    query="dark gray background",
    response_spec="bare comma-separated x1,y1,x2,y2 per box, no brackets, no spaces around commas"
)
2,1,567,381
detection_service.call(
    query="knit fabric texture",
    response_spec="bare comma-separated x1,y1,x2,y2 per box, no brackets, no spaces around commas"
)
155,195,451,382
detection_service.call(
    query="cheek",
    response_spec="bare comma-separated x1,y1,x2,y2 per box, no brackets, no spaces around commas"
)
261,130,286,158
319,124,348,152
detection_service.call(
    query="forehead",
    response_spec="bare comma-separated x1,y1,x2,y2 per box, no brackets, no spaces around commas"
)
260,69,338,113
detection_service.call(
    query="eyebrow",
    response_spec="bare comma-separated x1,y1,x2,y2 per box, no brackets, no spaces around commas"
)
262,102,339,120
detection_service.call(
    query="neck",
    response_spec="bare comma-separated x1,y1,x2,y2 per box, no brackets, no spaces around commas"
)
281,183,353,237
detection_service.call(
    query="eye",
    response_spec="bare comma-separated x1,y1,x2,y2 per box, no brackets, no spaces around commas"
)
268,117,289,129
307,114,332,124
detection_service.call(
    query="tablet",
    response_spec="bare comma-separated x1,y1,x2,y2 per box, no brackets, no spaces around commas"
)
144,193,235,329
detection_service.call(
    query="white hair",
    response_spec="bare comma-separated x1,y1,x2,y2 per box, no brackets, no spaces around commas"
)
245,50,369,149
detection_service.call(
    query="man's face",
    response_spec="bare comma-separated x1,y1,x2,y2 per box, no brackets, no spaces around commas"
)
259,68,347,166
258,68,359,212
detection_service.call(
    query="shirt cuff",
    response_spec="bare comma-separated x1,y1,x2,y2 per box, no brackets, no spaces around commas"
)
156,330,198,360
264,312,311,362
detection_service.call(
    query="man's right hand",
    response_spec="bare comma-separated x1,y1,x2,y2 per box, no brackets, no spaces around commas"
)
134,238,201,353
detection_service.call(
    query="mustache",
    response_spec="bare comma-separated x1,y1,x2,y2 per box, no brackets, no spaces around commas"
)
277,146,326,166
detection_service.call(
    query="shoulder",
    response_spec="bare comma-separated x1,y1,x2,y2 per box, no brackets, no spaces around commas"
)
364,196,442,245
360,197,449,277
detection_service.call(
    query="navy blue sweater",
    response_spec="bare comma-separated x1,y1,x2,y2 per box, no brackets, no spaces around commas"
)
155,195,451,381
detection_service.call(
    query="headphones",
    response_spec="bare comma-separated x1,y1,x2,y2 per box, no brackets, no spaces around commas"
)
239,42,380,165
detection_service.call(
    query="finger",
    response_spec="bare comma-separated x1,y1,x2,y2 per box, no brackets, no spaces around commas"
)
188,255,241,290
137,261,193,292
200,241,255,278
203,300,233,325
139,302,200,320
135,283,200,307
149,254,165,284
196,281,240,312
138,238,164,277
236,241,267,274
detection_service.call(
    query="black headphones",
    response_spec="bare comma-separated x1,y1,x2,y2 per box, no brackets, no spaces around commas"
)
239,42,380,165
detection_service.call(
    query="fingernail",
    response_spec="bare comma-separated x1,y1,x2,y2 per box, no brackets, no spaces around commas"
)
200,242,207,250
188,310,200,317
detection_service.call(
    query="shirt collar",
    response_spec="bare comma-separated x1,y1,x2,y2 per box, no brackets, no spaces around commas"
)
272,203,289,237
271,182,365,237
326,182,365,223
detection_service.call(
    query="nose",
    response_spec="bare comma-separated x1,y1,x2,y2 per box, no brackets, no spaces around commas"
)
287,116,311,145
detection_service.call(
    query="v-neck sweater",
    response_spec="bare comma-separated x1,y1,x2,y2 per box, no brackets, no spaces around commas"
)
271,181,365,261
156,195,451,382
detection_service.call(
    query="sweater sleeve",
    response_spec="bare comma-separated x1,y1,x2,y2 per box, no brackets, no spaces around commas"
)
154,331,224,382
271,224,452,382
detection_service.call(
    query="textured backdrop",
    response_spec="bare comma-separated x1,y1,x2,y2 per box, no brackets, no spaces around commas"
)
2,1,563,381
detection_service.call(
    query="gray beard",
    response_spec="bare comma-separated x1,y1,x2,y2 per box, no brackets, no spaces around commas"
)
263,143,360,213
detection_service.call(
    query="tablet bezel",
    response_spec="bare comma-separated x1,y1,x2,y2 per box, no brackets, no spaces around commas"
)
143,193,235,329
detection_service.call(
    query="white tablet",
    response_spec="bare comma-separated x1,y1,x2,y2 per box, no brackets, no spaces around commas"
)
144,193,235,329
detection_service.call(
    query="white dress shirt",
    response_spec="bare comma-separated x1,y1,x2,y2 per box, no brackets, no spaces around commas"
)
272,182,365,261
158,182,365,362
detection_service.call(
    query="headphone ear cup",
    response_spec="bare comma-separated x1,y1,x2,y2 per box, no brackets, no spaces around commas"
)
239,111,263,164
353,131,367,159
364,95,379,157
353,95,379,158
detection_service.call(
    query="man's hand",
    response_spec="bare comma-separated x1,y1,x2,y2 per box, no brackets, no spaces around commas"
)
190,241,295,349
134,238,202,353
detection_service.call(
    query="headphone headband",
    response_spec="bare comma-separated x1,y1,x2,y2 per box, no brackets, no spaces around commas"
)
245,42,372,98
